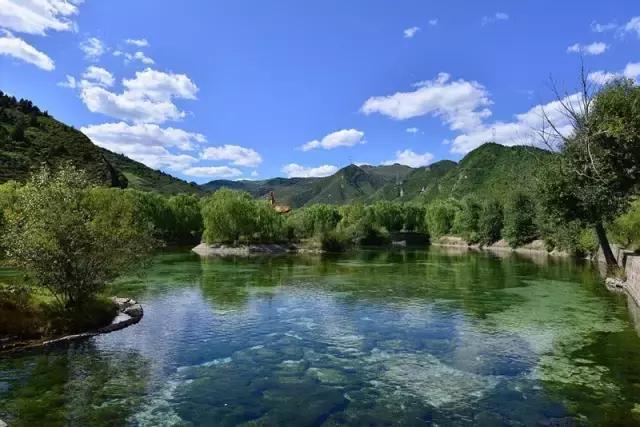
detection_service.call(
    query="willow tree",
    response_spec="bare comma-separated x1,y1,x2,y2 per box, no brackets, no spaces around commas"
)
538,74,640,269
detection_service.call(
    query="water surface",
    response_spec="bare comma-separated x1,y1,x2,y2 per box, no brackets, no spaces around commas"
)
2,248,640,425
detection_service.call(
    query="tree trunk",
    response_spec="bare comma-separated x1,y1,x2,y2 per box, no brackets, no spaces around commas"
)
595,221,617,270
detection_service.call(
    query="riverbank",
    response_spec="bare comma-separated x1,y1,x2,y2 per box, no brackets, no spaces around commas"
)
0,297,143,354
431,236,570,257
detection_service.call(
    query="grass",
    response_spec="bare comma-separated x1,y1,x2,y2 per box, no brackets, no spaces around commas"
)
0,281,118,341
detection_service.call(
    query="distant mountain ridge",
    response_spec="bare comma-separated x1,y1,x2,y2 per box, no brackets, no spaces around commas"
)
203,144,551,207
1,91,552,202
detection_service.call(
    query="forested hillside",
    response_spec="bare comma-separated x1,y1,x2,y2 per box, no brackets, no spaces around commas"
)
204,144,554,207
0,91,199,194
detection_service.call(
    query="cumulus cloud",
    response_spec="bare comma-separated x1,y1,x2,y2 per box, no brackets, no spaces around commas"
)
281,163,338,178
361,73,492,131
183,166,242,178
566,42,608,55
406,127,419,134
115,50,154,65
125,38,149,47
81,121,205,171
80,37,106,60
81,121,206,151
481,12,509,26
383,149,434,167
301,129,366,151
588,62,640,85
0,0,79,35
200,144,262,167
625,16,640,38
450,93,582,154
58,74,76,88
82,65,114,87
79,68,198,124
403,26,420,38
0,32,54,70
428,19,438,26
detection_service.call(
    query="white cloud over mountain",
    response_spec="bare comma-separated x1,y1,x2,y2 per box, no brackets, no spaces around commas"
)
361,73,492,131
301,129,365,151
183,166,242,178
384,149,434,167
201,145,262,167
281,163,338,178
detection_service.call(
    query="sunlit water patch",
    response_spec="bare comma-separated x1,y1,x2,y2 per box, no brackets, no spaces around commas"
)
2,248,640,425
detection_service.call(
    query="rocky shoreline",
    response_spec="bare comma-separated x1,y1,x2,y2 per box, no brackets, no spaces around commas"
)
192,242,324,256
431,237,570,257
0,297,143,354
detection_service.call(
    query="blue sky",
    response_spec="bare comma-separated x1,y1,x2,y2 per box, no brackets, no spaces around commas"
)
0,1,639,182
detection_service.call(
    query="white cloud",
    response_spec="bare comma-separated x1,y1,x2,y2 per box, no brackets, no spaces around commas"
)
81,121,204,171
383,149,434,168
428,19,438,26
0,32,54,70
625,16,640,38
82,65,114,87
403,26,420,38
591,21,617,33
183,166,242,178
0,0,79,35
301,129,366,151
481,12,509,26
58,74,76,88
123,68,197,101
117,50,154,65
200,144,262,167
80,37,106,60
251,170,258,177
125,38,149,47
566,42,608,55
79,68,198,124
587,61,640,85
406,127,419,134
281,163,338,178
450,93,582,154
361,73,492,131
81,121,206,152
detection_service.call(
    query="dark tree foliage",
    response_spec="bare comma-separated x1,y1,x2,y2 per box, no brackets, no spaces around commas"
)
538,79,640,267
478,199,504,245
503,193,538,248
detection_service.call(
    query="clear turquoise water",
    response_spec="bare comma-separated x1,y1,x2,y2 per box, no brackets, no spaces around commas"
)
2,248,640,426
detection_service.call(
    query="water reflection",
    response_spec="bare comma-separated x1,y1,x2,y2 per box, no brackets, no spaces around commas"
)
1,248,640,425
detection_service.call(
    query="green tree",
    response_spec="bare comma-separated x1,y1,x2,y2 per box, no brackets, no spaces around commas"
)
201,189,257,244
2,166,156,307
610,199,640,250
370,201,404,232
477,199,503,245
538,78,640,268
452,196,481,243
503,193,538,248
425,199,460,237
167,194,203,242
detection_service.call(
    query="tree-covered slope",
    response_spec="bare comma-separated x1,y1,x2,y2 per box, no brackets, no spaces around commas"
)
0,90,199,194
205,144,553,207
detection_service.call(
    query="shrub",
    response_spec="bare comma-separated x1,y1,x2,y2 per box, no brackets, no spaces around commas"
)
167,194,204,242
320,230,351,252
610,199,640,250
370,201,404,232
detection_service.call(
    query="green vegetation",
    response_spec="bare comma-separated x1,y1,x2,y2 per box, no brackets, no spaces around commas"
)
0,90,199,194
1,166,156,308
538,79,640,267
503,193,539,248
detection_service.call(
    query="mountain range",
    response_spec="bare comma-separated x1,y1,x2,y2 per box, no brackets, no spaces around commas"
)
0,91,551,206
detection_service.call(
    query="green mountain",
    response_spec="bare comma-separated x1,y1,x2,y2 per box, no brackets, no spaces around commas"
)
0,90,199,194
204,144,552,207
